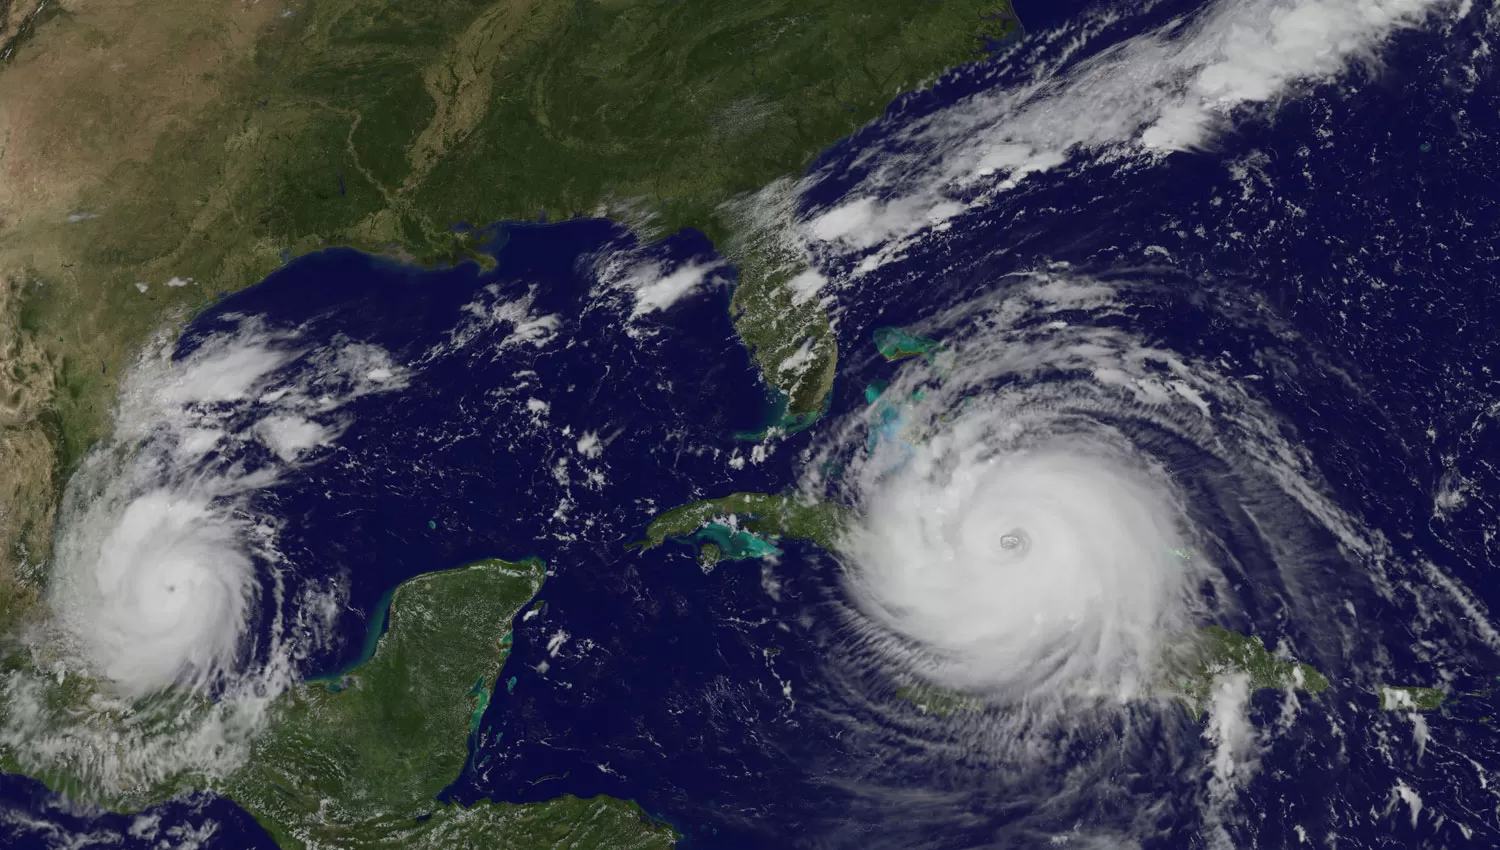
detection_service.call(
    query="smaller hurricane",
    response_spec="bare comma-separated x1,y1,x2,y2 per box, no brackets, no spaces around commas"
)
58,490,257,696
46,327,301,697
5,316,408,798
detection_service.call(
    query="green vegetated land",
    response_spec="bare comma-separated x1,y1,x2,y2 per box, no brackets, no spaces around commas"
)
4,0,1025,592
0,2,1024,842
895,683,986,717
892,627,1333,721
631,491,851,559
632,493,1338,725
224,558,674,850
873,326,944,362
686,524,783,569
1167,626,1329,719
1378,685,1447,711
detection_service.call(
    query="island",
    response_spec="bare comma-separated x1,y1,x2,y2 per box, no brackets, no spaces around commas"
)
1165,626,1329,719
1377,686,1447,711
873,327,945,362
629,492,851,562
888,627,1332,722
895,684,986,718
633,491,1333,725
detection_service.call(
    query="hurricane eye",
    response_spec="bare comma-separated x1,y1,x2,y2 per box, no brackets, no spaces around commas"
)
998,530,1029,555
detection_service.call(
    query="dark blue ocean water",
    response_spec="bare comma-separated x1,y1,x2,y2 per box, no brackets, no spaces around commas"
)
5,0,1500,846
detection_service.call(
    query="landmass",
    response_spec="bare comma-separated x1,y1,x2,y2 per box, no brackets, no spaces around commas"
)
634,491,1333,728
1168,626,1329,719
224,557,675,850
0,558,672,847
1377,685,1447,711
0,0,49,62
719,191,840,432
895,684,985,718
685,524,782,569
892,627,1334,721
0,0,1025,638
873,327,944,362
630,492,850,559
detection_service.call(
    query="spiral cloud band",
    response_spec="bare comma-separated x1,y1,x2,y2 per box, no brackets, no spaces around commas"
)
822,276,1249,708
846,426,1199,700
0,317,410,799
46,322,408,699
46,331,288,698
65,490,256,695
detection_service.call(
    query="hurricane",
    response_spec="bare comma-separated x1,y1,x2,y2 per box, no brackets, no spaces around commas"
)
0,316,407,800
3,0,1499,840
805,269,1395,787
54,489,259,697
842,399,1203,702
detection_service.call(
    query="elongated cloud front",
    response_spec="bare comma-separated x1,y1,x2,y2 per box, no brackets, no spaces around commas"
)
803,0,1454,262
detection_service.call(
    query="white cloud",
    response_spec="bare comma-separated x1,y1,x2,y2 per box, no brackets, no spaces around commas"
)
575,431,603,458
5,314,413,797
589,249,725,326
507,312,562,348
777,337,816,375
256,415,330,462
1203,672,1261,802
49,318,406,700
439,287,562,356
159,339,294,404
546,629,571,657
803,0,1452,259
787,268,827,305
628,260,721,317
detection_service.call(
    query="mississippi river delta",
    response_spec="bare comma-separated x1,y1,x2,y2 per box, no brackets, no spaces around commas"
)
0,1,1022,843
0,0,1451,844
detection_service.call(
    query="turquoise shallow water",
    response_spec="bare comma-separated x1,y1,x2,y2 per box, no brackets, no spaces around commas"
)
6,0,1500,845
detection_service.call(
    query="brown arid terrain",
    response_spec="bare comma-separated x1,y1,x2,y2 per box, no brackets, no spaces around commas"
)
0,271,52,629
0,0,282,224
0,0,1021,641
0,0,47,61
0,0,290,632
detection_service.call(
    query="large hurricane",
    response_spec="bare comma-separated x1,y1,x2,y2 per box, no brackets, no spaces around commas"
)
842,389,1204,702
804,271,1405,827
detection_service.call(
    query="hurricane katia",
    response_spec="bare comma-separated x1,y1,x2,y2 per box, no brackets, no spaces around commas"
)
59,490,257,695
2,317,406,798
